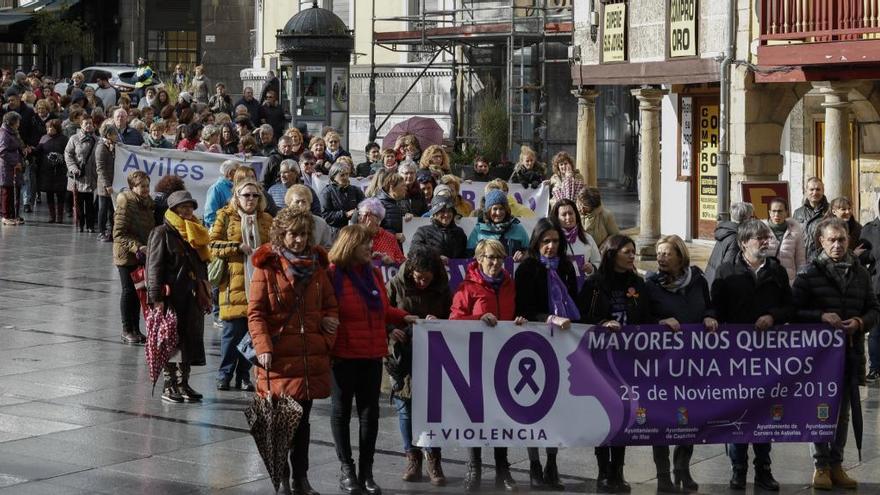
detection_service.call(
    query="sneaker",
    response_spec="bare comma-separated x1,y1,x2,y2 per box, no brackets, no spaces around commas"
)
216,378,231,391
212,317,223,329
867,370,880,382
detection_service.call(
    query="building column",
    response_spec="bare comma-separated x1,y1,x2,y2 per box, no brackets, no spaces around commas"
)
631,87,667,260
252,0,264,68
572,88,599,187
814,82,854,201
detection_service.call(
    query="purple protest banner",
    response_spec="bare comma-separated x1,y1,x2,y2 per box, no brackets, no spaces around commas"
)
412,321,845,447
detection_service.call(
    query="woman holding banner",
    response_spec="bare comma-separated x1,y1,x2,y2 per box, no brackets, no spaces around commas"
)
515,219,580,491
645,235,718,493
552,198,600,275
328,224,417,495
386,247,451,486
451,239,527,492
410,194,467,261
466,190,529,261
576,234,650,493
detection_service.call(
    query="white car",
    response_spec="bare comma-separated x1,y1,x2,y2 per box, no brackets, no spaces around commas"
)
55,65,164,101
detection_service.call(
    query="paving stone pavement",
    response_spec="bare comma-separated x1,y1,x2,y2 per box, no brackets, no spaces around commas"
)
1,208,880,494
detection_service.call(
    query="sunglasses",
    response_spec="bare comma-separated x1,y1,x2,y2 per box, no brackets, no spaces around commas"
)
239,193,260,199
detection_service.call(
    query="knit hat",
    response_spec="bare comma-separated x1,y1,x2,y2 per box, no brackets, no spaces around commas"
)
167,190,198,210
484,189,507,209
432,184,453,199
428,194,455,217
178,91,193,103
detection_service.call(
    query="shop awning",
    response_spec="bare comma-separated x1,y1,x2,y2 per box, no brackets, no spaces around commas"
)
0,0,80,39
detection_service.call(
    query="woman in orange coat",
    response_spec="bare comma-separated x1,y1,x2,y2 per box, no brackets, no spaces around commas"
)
248,207,340,495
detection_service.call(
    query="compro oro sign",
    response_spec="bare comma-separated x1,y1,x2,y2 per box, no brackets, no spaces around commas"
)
669,0,697,58
602,2,626,62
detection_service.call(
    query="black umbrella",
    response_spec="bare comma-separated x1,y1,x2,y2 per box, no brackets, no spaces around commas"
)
848,367,863,461
244,374,303,491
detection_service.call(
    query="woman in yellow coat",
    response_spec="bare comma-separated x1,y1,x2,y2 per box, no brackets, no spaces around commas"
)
210,179,273,391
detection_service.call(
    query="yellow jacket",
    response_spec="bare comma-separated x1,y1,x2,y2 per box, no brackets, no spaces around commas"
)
209,205,273,321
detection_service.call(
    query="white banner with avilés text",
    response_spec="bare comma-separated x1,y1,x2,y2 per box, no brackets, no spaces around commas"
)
113,144,267,213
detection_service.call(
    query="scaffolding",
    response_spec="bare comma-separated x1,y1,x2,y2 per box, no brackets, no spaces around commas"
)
369,0,573,161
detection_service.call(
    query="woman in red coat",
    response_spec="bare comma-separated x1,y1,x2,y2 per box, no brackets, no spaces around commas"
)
450,239,526,493
248,207,340,495
328,224,417,495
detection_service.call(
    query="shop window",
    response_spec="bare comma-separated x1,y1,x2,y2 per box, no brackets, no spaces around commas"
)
147,30,198,76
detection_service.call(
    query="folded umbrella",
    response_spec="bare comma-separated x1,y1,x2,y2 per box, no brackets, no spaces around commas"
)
144,306,179,394
244,373,303,492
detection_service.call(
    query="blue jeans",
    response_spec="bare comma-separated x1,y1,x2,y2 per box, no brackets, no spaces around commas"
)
393,397,413,452
869,325,880,372
727,443,771,470
21,162,37,207
218,317,251,383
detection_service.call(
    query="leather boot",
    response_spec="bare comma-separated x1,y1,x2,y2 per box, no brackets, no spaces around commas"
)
543,456,564,491
358,462,381,495
338,464,361,494
656,472,679,493
673,469,698,492
495,463,517,492
121,324,141,345
161,364,184,403
425,449,446,486
829,465,857,490
292,476,319,495
177,364,203,401
812,468,832,491
55,203,64,223
529,460,546,490
754,466,779,491
611,463,631,493
277,477,291,495
464,462,481,492
596,455,613,493
401,449,422,482
729,467,747,490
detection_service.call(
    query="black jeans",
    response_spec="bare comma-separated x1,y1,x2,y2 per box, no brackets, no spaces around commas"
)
45,191,65,209
330,358,383,467
97,195,114,235
74,191,96,230
117,265,141,331
469,447,510,468
289,399,313,478
652,445,694,474
595,446,626,472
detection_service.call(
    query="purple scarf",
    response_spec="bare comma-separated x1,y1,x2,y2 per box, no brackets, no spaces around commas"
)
562,226,579,245
333,263,383,311
479,268,505,291
540,256,581,322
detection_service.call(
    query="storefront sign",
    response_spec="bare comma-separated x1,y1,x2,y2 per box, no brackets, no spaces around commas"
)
669,0,697,57
741,181,790,220
602,3,626,62
413,322,844,447
680,96,693,178
698,104,719,221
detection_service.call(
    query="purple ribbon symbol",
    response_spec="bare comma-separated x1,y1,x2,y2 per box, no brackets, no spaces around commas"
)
513,357,540,394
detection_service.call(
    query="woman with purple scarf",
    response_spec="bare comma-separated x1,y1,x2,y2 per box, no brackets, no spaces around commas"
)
514,219,581,490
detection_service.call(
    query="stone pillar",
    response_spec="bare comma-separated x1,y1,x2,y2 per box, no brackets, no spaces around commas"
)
631,87,667,260
572,88,599,187
814,82,854,201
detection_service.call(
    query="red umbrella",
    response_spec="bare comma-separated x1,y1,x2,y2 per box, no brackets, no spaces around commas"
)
381,116,444,150
144,306,179,394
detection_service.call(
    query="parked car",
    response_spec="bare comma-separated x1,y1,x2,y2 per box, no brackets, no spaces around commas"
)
55,65,164,102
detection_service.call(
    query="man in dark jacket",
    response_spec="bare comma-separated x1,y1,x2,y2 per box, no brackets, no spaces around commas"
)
860,199,880,382
792,217,879,491
411,195,468,260
356,142,381,178
793,177,829,262
704,202,754,286
711,219,793,492
234,86,261,127
262,135,298,191
258,90,285,142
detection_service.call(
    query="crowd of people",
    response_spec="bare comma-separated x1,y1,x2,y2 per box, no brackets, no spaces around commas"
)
0,67,876,495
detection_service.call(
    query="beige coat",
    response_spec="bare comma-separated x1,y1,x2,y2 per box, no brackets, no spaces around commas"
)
583,205,620,248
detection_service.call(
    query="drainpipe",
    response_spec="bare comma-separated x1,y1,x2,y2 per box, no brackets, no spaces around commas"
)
716,0,737,222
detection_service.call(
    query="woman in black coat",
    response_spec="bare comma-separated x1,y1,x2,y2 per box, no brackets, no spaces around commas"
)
644,234,718,493
410,195,467,260
146,190,210,404
321,161,365,232
515,219,580,491
576,234,650,494
34,119,68,223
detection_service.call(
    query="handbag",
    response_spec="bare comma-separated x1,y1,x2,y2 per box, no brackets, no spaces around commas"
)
237,273,298,368
207,256,226,286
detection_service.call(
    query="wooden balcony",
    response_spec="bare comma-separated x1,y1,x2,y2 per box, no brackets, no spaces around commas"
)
758,0,880,68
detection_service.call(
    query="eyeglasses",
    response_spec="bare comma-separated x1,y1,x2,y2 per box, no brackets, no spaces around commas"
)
239,193,260,199
480,255,504,261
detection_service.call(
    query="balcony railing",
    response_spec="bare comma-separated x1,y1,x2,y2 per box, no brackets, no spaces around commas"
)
760,0,880,44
